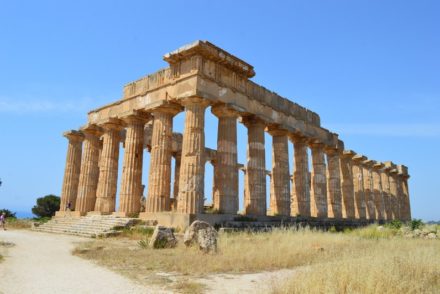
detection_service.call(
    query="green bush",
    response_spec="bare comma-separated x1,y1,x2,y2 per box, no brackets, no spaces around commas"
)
385,220,402,230
32,195,60,218
0,209,16,219
409,219,424,230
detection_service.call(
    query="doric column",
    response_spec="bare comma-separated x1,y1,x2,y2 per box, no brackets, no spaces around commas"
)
289,135,310,217
93,119,123,214
75,125,103,215
381,165,393,220
372,161,385,220
59,130,84,212
176,97,209,214
352,154,367,220
309,142,328,218
386,162,399,220
268,127,290,216
362,159,376,220
172,153,181,211
211,105,239,214
118,113,150,216
145,103,181,212
398,165,411,221
242,116,267,216
340,150,356,219
325,145,343,219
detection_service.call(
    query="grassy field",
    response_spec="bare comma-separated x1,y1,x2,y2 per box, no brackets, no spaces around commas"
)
73,224,440,293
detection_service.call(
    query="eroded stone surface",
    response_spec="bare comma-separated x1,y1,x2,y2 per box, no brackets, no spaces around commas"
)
183,220,217,253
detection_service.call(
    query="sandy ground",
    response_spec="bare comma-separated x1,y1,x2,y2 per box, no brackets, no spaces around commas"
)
0,230,297,294
0,230,169,294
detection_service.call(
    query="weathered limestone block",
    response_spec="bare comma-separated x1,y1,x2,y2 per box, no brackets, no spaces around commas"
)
149,225,177,249
340,150,356,219
177,97,209,214
118,113,150,216
325,146,343,219
372,162,385,220
211,104,239,214
381,165,393,220
75,125,103,214
242,116,267,216
146,103,181,212
60,130,84,212
290,135,310,217
183,220,217,253
352,154,367,220
309,143,328,218
268,127,290,216
94,120,123,213
362,160,376,220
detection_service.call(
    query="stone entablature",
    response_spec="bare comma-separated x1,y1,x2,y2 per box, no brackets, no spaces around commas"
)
57,40,411,225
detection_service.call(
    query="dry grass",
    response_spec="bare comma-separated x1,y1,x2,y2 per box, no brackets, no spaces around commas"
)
73,226,440,293
4,218,33,230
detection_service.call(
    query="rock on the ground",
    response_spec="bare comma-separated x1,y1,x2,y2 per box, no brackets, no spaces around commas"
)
184,220,218,253
426,233,437,239
149,226,177,249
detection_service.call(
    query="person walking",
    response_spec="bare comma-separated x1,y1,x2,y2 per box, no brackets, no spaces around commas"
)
0,212,6,230
65,201,72,217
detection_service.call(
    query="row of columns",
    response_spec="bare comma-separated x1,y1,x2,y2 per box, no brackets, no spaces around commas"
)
59,97,410,221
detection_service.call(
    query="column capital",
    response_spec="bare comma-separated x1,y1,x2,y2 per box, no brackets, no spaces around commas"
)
80,124,103,137
361,159,375,168
288,133,308,144
266,125,288,136
100,118,125,131
120,111,151,125
352,154,367,164
180,96,210,108
152,102,183,116
397,165,410,179
372,161,385,170
63,130,84,142
342,150,356,159
308,141,325,149
211,104,239,118
241,115,266,128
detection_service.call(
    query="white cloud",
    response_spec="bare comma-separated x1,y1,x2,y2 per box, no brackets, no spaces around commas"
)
327,123,440,138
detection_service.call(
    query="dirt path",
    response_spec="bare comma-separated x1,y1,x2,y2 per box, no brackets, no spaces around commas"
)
0,230,169,294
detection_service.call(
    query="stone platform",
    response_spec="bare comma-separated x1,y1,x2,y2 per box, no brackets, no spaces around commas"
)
140,212,377,230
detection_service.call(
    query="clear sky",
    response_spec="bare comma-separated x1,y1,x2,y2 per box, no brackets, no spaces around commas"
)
0,0,438,220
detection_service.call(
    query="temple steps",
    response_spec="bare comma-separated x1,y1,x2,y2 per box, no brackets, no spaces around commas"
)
32,215,138,238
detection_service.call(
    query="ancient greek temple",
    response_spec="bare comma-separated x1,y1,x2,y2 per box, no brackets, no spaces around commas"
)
56,41,411,227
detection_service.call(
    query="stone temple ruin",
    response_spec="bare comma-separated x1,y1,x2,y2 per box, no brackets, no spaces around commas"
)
55,41,411,228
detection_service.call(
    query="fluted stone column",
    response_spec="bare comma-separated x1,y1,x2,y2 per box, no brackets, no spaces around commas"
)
145,104,181,212
381,165,393,220
268,127,290,216
362,160,376,220
243,116,267,216
172,153,181,211
340,150,356,219
372,161,385,220
177,97,209,214
118,113,149,216
388,165,400,220
352,154,367,220
309,142,328,218
290,135,310,217
93,120,123,214
59,130,84,213
75,125,103,215
398,165,411,221
211,105,239,214
325,147,342,219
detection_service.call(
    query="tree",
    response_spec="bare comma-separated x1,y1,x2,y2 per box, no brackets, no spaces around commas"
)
32,194,60,218
0,209,16,219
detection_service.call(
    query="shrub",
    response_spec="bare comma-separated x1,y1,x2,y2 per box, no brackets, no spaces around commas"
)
385,220,402,230
0,209,16,219
32,194,60,218
410,219,424,230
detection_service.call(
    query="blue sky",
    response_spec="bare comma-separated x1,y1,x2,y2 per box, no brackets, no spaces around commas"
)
0,0,438,220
